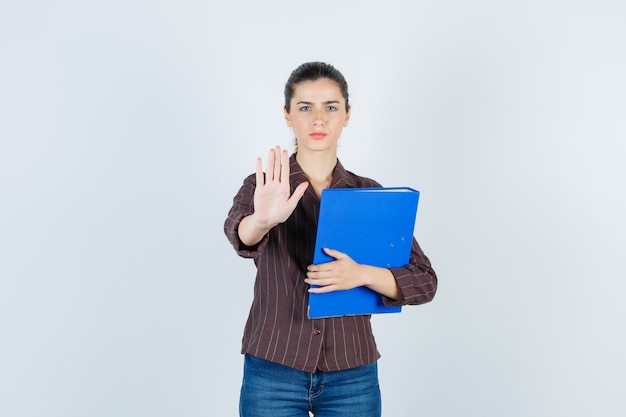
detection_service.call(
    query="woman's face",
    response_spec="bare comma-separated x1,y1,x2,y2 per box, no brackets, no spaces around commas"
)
284,78,351,154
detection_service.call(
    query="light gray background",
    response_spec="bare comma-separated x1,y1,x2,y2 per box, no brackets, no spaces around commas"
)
1,1,625,416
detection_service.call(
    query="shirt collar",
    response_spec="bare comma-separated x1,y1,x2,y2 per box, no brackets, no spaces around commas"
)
289,153,359,189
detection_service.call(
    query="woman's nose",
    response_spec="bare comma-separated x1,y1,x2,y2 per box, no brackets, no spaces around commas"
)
313,110,325,126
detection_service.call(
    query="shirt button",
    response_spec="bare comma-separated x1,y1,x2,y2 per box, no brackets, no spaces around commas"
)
313,328,321,335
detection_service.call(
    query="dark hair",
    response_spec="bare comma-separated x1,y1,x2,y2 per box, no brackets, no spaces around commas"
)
284,62,350,113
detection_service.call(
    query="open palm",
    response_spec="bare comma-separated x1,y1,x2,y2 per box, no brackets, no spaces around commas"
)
253,146,309,228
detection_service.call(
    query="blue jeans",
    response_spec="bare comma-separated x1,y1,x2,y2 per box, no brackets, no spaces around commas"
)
240,354,382,417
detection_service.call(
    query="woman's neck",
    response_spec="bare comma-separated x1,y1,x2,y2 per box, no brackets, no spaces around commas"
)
296,150,337,196
296,150,336,181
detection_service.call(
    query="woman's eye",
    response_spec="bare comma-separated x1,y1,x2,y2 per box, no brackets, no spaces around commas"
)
299,106,310,112
327,106,337,112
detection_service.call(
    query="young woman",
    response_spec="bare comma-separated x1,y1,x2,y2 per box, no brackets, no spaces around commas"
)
224,62,437,417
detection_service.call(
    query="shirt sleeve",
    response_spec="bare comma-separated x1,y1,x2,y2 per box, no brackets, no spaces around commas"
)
347,176,438,307
382,238,438,306
223,174,270,259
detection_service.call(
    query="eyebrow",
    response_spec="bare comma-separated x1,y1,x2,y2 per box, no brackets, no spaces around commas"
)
296,100,341,105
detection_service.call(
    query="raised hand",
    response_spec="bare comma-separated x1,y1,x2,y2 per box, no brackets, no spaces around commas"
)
238,146,309,246
253,146,309,227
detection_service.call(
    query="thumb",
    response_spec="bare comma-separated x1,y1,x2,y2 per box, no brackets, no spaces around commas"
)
289,181,309,204
322,247,347,259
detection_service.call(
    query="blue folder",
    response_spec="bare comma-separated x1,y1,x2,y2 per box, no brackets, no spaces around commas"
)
308,187,420,319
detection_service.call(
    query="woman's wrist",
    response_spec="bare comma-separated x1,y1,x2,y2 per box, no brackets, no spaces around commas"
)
238,213,274,247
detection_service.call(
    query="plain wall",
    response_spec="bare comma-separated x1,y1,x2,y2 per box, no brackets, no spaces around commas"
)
1,1,625,416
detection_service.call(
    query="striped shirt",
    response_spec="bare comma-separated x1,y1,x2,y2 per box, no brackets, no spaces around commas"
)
224,154,437,372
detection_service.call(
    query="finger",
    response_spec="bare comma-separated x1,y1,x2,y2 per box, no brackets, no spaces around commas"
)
305,275,331,285
308,284,337,294
307,263,329,273
266,148,276,181
289,182,309,206
272,146,282,182
280,149,290,182
322,248,346,259
306,269,326,279
255,157,264,186
307,264,336,277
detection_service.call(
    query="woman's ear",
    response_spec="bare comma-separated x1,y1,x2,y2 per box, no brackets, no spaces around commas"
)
343,107,351,127
284,107,292,127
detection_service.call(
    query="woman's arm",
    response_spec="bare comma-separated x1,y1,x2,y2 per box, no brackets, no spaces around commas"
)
305,240,437,305
384,239,437,306
305,248,402,300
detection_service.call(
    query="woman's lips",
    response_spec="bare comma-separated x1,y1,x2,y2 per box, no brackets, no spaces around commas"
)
309,132,327,139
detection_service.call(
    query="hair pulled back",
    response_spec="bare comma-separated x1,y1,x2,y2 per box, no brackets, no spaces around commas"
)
284,62,350,113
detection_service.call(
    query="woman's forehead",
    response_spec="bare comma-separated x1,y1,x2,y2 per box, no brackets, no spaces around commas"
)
291,78,344,101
